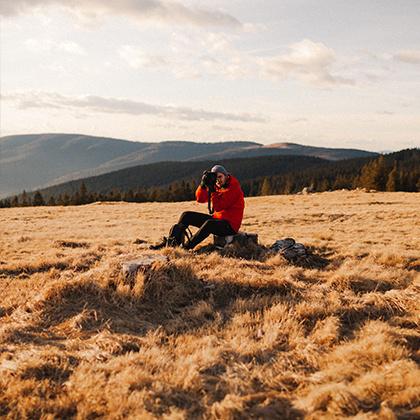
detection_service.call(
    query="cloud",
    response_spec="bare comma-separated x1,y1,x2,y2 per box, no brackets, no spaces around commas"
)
119,45,169,69
25,38,87,55
167,31,252,80
242,22,267,34
119,31,251,80
289,118,308,124
2,91,265,123
394,49,420,64
59,41,87,55
259,39,355,87
1,0,241,27
212,125,244,132
119,37,356,86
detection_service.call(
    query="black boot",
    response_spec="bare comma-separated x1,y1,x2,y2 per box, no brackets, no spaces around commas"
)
149,236,168,250
182,236,197,250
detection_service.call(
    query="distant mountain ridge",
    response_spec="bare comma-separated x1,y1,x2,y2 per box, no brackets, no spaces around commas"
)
0,133,378,197
187,142,377,162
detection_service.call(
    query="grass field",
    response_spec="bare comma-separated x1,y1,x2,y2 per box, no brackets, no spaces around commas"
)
0,191,419,419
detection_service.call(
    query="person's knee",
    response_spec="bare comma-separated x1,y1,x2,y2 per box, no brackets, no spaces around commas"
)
178,211,191,223
204,219,232,236
201,219,216,232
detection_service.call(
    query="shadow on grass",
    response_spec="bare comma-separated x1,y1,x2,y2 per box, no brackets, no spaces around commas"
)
0,253,101,278
1,260,307,418
4,261,302,343
196,242,332,270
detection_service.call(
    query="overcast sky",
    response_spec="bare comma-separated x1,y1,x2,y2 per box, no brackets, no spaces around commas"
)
1,0,419,150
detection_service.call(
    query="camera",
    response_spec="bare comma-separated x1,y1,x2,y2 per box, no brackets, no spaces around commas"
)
201,170,217,190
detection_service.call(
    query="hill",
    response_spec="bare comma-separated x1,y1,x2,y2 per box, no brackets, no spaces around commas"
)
0,133,144,196
21,154,329,200
189,142,378,162
3,148,417,208
0,191,418,418
0,134,258,196
0,133,377,197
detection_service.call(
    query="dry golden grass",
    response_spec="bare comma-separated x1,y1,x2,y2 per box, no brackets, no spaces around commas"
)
0,191,419,419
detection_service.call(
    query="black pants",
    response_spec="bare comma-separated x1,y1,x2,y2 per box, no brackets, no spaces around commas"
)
178,211,236,249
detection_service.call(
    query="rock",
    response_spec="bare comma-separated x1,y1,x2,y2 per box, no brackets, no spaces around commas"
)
301,185,314,195
122,254,168,282
214,232,258,248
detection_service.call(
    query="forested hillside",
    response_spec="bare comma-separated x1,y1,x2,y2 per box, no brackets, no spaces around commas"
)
1,155,326,206
260,148,420,195
1,149,418,208
0,133,377,197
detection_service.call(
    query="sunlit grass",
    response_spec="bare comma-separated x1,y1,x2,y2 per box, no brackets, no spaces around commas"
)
0,191,418,418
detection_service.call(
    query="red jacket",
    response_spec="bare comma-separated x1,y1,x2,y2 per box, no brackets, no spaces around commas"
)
195,175,245,232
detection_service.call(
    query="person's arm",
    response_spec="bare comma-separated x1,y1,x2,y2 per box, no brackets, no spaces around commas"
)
195,185,209,203
212,184,241,211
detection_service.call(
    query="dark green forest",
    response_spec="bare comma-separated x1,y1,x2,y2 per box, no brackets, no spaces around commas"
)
1,149,418,208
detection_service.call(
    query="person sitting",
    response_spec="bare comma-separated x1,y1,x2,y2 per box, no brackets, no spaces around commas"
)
150,165,245,250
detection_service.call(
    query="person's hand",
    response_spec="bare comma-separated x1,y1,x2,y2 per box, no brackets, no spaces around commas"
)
200,170,216,191
200,171,209,188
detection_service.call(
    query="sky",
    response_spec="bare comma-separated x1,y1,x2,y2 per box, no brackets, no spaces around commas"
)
1,0,420,151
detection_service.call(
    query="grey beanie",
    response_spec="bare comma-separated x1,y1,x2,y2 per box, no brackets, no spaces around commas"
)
211,164,229,175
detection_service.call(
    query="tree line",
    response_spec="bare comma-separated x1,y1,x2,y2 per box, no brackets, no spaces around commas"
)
251,149,419,196
1,149,418,208
0,180,197,208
